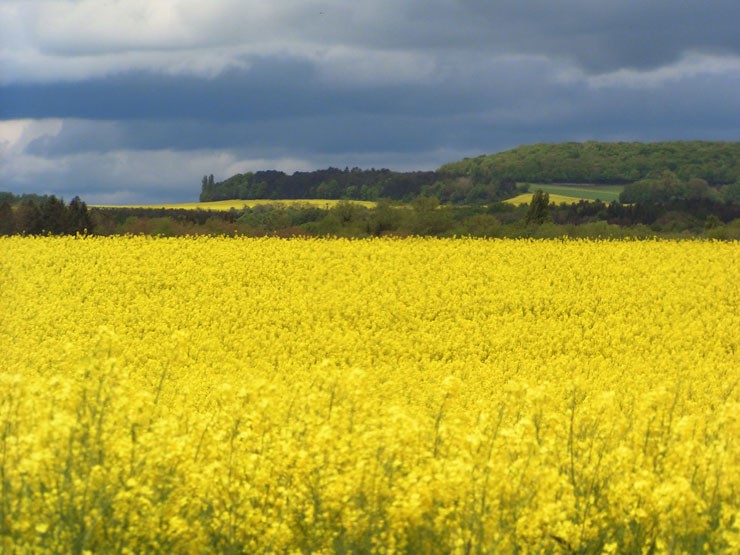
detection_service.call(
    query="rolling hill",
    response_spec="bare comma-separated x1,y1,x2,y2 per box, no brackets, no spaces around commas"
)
439,141,740,186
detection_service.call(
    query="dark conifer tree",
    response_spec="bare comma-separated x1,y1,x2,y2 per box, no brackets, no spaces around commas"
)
0,202,14,235
15,201,43,234
68,196,92,234
525,190,550,225
39,196,67,234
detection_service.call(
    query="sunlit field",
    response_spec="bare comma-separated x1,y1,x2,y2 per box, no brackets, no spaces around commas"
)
505,193,586,206
1,237,738,553
505,184,624,206
523,185,624,203
93,199,377,210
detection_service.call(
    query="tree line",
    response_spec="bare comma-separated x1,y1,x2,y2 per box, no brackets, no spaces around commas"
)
3,187,740,239
200,141,739,205
4,142,739,238
199,167,443,202
14,194,733,240
0,194,92,235
619,171,740,204
199,167,521,204
440,141,740,185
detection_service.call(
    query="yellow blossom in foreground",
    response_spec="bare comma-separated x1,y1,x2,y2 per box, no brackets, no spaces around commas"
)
0,236,738,553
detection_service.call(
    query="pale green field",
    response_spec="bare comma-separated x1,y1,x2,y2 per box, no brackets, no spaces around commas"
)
94,199,377,210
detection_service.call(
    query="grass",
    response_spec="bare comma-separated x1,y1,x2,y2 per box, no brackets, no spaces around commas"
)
93,199,378,210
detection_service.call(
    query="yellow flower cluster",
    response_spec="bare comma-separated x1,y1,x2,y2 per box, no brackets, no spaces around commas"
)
1,237,738,553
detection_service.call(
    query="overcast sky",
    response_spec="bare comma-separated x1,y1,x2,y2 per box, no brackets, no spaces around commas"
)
1,1,739,203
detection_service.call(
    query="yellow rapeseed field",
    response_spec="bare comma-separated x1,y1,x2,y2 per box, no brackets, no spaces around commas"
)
1,237,738,554
504,193,584,206
93,199,377,211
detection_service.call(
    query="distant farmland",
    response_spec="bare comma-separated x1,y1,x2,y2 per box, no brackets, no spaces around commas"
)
504,193,585,206
93,199,378,211
523,184,624,202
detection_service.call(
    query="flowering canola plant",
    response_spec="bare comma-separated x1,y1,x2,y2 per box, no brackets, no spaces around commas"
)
1,236,738,554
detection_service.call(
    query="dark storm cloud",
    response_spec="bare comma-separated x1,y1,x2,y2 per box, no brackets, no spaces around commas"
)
11,54,582,158
1,59,317,121
1,57,484,123
5,1,740,84
1,1,739,203
458,0,740,73
21,56,740,163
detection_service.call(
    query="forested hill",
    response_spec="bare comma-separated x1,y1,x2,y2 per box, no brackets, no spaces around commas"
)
199,168,444,202
439,141,740,185
200,141,739,203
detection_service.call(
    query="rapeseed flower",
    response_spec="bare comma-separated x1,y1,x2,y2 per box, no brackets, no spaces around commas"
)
0,236,737,553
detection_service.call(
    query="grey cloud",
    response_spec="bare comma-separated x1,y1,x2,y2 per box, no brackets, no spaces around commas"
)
2,1,739,204
16,48,740,161
1,55,495,123
5,0,740,85
19,56,740,164
457,0,740,73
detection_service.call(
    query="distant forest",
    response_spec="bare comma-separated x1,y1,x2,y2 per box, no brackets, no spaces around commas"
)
4,193,738,239
3,141,739,239
440,141,740,185
0,193,91,235
199,168,473,203
75,197,740,240
201,141,740,203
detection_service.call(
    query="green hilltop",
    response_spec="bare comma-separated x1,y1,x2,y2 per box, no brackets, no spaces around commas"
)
200,141,739,204
439,141,740,186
